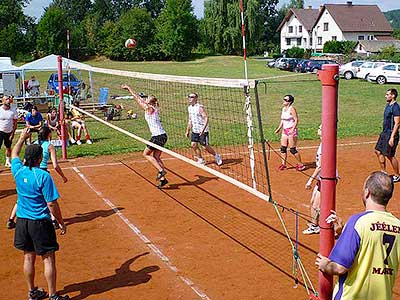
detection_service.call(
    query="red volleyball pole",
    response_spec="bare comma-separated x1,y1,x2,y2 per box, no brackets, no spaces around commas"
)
317,64,339,300
57,55,67,159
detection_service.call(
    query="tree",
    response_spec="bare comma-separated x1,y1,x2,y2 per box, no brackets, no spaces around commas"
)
50,0,93,25
36,7,70,56
156,0,198,60
0,0,35,59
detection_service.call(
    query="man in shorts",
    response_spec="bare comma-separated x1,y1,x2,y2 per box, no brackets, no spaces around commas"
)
185,93,222,166
11,128,69,300
0,95,17,167
375,88,400,182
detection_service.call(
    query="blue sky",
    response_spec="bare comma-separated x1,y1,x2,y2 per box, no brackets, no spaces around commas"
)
25,0,400,20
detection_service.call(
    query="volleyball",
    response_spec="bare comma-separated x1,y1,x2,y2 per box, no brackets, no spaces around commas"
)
125,38,137,49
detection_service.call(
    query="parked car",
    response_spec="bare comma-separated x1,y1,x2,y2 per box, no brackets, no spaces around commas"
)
278,58,299,71
356,61,386,80
266,59,276,68
339,61,365,80
367,63,400,84
294,59,310,73
47,72,82,94
304,60,337,73
273,57,285,68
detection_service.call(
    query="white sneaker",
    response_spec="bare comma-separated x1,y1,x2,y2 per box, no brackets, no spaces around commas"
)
70,138,76,144
76,140,82,145
302,225,320,235
4,161,11,168
393,175,400,183
215,154,223,166
86,139,93,145
197,158,205,165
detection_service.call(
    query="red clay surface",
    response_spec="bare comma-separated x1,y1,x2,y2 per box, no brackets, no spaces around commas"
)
1,136,400,300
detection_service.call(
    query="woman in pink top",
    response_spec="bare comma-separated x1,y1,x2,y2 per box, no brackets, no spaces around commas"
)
274,94,305,171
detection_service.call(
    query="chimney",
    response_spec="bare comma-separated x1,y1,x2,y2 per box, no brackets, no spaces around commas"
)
308,5,312,9
347,1,352,6
319,5,324,11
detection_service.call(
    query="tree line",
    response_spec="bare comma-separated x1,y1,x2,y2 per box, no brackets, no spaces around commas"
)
1,0,304,62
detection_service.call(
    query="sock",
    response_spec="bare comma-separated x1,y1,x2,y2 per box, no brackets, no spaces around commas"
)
76,135,81,141
5,156,10,163
85,134,91,140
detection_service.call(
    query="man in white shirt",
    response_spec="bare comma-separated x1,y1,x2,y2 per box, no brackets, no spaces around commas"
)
185,93,222,166
27,75,40,96
0,96,18,167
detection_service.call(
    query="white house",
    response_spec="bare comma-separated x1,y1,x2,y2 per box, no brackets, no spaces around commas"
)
355,40,400,56
278,2,393,53
277,7,319,53
312,2,393,52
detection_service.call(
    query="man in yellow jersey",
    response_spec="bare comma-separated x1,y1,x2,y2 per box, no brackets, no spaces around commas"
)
316,171,400,300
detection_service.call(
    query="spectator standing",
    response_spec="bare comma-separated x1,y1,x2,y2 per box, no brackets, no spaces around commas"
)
0,96,17,167
11,128,69,300
375,88,400,182
316,171,400,300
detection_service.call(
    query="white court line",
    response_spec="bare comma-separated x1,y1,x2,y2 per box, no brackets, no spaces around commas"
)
72,166,211,300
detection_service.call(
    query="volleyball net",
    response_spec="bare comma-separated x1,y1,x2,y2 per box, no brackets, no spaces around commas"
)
70,68,325,297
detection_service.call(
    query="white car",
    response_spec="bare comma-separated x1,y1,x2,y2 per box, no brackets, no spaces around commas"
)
356,61,387,80
368,63,400,84
339,61,364,80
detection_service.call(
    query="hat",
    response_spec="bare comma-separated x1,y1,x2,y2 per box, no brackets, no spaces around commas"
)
24,144,43,163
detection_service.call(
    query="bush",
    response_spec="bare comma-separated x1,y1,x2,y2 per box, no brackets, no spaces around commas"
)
323,40,357,55
286,47,304,58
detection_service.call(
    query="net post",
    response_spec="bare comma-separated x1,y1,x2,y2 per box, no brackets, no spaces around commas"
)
317,64,339,300
244,83,257,189
253,80,273,199
57,55,67,159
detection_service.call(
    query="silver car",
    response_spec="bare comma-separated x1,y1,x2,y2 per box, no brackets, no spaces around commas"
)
339,61,364,80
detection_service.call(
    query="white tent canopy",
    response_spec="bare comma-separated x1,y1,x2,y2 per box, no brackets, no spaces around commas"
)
18,54,94,100
0,62,21,72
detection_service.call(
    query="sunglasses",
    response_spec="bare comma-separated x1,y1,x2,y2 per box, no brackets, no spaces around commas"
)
283,98,291,102
188,95,196,99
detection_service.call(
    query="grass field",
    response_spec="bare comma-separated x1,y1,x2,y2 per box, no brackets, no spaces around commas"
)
2,55,393,163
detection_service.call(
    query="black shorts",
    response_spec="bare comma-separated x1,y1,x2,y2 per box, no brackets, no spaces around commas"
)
14,218,59,255
191,132,209,146
0,131,12,149
147,133,167,151
375,131,399,158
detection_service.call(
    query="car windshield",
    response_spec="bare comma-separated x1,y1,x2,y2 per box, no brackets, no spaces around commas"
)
53,74,78,82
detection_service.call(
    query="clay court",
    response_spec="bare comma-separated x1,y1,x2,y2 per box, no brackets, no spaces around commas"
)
2,137,400,300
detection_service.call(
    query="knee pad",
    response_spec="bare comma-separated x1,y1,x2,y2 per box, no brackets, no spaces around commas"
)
290,147,298,155
280,146,287,154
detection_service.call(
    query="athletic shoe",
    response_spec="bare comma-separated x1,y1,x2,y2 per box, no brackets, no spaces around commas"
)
5,161,11,168
197,158,206,165
278,164,287,171
86,139,93,145
7,219,16,229
157,179,169,189
49,294,70,300
296,164,306,171
156,169,167,180
393,175,400,183
69,138,76,144
302,225,320,235
28,287,47,300
215,154,223,166
76,140,82,145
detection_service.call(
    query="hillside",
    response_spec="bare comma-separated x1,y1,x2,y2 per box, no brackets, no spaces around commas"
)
385,9,400,29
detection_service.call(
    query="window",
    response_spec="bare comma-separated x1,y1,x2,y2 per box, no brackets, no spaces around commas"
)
367,35,374,40
310,38,313,46
332,36,337,41
289,26,293,33
299,26,302,33
297,38,301,46
383,65,396,71
286,38,291,46
318,37,322,45
398,65,400,72
303,38,307,45
324,23,329,31
359,44,362,50
358,35,364,40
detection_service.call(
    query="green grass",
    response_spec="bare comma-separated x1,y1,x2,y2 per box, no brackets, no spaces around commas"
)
2,55,392,163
